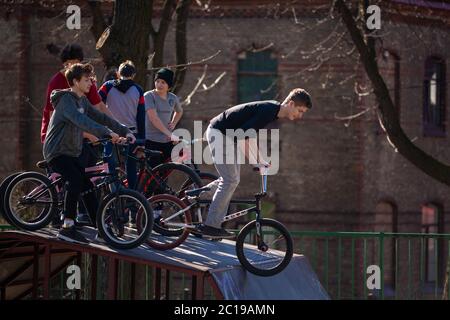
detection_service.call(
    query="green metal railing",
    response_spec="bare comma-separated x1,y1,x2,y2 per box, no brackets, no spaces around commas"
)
0,225,15,231
291,231,450,300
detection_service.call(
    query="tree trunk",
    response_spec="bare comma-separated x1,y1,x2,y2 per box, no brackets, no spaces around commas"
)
89,0,153,88
172,0,191,94
88,0,190,92
150,0,177,83
335,0,450,186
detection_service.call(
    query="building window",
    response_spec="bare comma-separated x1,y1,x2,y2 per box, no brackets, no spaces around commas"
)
237,49,278,103
421,204,444,284
375,202,398,294
423,57,446,137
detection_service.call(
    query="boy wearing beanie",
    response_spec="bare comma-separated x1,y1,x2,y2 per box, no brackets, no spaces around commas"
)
144,68,184,168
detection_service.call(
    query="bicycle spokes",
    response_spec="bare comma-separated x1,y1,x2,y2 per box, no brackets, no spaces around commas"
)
241,224,290,271
101,194,149,245
9,178,53,225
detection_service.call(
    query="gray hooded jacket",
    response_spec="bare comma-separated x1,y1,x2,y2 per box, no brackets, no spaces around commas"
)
43,89,131,162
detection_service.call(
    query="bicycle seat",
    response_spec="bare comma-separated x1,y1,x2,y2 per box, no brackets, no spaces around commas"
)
185,186,211,197
36,160,49,169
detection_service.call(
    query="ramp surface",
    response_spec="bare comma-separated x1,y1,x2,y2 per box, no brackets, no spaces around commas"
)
0,228,329,300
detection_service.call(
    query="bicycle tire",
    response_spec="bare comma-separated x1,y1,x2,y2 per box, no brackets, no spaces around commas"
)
4,171,58,231
136,194,192,250
96,188,153,250
139,162,203,198
0,172,24,226
235,218,293,277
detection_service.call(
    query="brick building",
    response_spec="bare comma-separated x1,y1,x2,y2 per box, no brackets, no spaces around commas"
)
0,0,449,297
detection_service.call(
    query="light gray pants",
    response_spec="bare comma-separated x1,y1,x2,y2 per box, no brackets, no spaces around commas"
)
203,126,241,228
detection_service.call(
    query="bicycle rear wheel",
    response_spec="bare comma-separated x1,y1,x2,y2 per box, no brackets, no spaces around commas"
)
0,172,24,226
235,218,293,277
140,162,202,199
3,172,58,231
136,194,192,250
97,188,153,250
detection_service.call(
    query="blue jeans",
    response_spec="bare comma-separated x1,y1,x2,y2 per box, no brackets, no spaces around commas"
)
103,142,138,190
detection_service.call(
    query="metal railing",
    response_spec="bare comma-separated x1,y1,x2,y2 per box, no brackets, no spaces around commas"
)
2,225,450,300
290,231,450,300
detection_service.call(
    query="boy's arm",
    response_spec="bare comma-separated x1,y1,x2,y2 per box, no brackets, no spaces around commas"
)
93,101,115,119
96,81,116,118
60,95,113,138
169,97,183,130
147,109,174,139
86,102,131,137
239,138,268,165
136,87,146,139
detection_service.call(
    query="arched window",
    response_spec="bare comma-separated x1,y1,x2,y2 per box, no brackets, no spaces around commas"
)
423,57,446,137
237,49,278,103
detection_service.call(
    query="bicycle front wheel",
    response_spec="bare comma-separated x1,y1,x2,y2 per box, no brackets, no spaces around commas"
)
4,172,58,231
236,218,293,277
97,188,153,250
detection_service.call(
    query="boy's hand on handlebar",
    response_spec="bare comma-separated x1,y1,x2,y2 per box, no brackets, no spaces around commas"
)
126,133,136,144
83,132,99,143
170,134,180,143
109,132,120,144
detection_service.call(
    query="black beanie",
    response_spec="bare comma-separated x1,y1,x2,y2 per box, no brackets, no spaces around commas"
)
154,68,174,88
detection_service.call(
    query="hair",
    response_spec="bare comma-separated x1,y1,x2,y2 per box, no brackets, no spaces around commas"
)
118,60,136,78
102,67,119,82
60,44,84,63
65,63,94,86
283,88,313,109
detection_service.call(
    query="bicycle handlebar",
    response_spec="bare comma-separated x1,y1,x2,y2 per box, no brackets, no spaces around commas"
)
90,134,145,146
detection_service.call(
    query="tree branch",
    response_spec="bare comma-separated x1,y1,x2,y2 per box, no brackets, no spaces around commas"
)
335,0,450,186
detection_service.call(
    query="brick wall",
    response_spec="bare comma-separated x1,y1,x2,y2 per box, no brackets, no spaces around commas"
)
0,4,449,237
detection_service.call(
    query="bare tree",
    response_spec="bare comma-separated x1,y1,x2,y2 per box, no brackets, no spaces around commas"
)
333,0,450,186
87,0,191,91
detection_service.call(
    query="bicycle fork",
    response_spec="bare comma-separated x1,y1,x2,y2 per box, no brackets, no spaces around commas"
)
254,194,269,252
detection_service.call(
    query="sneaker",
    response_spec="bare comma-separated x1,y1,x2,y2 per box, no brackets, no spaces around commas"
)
190,224,234,239
57,226,89,244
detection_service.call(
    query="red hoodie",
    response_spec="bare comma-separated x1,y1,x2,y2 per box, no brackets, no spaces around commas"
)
40,71,102,143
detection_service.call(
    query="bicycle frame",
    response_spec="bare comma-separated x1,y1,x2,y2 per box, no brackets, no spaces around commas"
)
159,169,269,229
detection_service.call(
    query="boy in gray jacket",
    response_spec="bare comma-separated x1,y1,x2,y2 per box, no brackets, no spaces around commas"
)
43,63,135,244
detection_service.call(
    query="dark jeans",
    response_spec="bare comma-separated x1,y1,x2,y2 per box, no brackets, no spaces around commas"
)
49,155,98,225
78,139,101,167
145,140,174,168
126,144,138,190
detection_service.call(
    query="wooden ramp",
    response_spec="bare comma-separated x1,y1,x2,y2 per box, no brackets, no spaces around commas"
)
0,228,329,300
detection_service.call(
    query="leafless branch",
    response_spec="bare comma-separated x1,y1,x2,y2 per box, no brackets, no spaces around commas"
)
147,50,221,72
199,72,227,92
334,107,371,121
182,65,208,106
